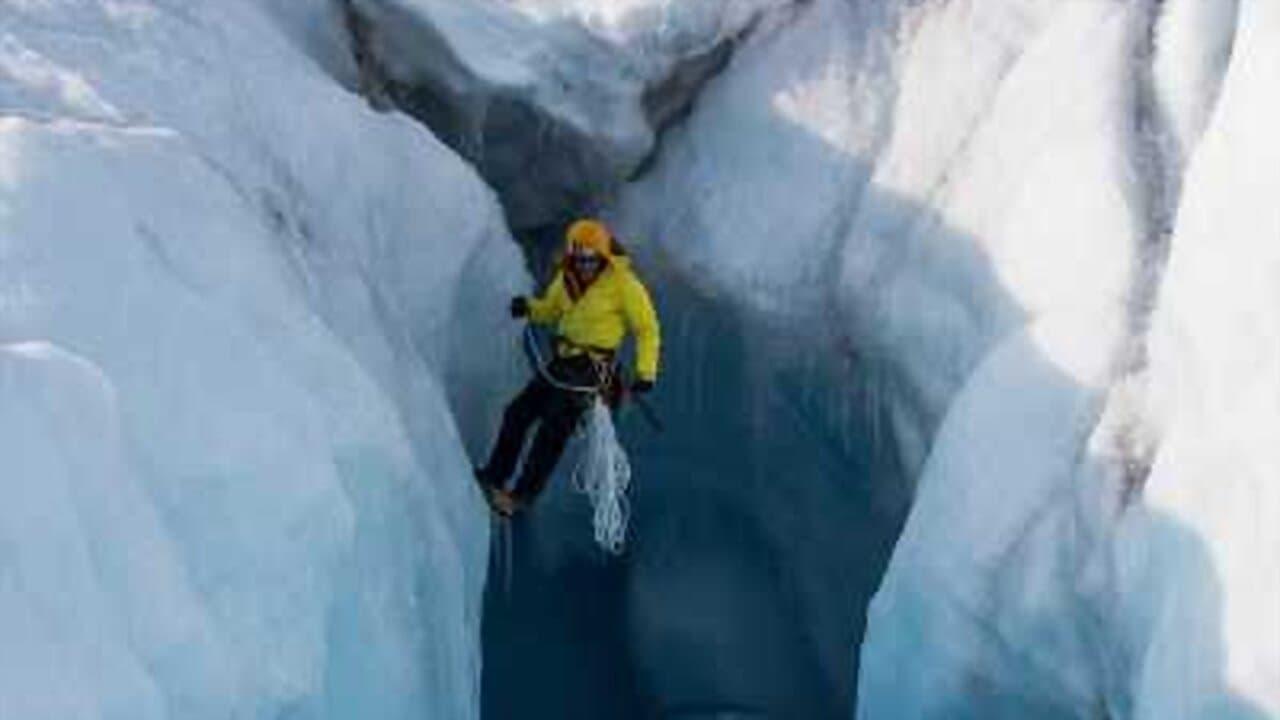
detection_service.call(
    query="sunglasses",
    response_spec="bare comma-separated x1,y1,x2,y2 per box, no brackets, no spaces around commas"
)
570,251,603,267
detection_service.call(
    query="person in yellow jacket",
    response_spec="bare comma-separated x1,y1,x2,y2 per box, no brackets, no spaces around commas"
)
476,218,661,516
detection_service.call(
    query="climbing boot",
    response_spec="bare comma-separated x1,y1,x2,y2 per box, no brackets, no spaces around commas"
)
488,489,523,518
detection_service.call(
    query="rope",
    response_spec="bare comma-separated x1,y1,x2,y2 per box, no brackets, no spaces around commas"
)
571,399,632,554
522,325,604,393
521,325,632,554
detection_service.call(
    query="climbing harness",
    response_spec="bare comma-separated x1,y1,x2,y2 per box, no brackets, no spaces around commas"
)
523,326,663,431
522,325,610,394
522,326,633,554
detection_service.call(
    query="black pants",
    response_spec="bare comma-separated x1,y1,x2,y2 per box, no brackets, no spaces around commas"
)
480,355,599,503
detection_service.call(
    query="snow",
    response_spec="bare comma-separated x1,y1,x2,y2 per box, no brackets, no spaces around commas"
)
350,0,793,227
1130,1,1280,714
620,0,1140,438
1150,0,1240,175
841,0,1141,471
0,0,525,717
618,0,892,320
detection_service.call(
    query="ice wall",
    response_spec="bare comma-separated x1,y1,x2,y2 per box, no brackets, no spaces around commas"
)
349,1,909,717
855,1,1279,716
346,0,793,228
350,0,1279,716
613,0,1278,717
1128,1,1280,714
6,0,1276,717
0,0,525,717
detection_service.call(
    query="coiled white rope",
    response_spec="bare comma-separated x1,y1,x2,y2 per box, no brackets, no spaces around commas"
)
572,398,632,554
522,326,633,553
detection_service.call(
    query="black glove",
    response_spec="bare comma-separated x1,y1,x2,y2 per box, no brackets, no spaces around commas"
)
631,379,654,395
509,296,529,318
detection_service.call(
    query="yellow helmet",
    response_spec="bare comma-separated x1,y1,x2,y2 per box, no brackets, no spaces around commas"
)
565,218,613,257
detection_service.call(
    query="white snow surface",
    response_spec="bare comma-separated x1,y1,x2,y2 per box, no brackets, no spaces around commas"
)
351,0,793,226
1134,1,1280,714
0,1,525,718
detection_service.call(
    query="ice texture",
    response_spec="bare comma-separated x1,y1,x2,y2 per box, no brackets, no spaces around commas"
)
342,0,1279,715
611,0,1278,717
1133,1,1280,714
0,0,525,717
4,0,1279,718
347,0,793,227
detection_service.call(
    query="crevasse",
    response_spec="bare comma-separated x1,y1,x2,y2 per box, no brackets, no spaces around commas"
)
2,0,1277,719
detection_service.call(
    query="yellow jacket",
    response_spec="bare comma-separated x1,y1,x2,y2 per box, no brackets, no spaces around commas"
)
527,256,661,382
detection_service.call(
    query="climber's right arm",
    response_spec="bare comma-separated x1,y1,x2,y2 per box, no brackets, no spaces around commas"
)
525,271,569,325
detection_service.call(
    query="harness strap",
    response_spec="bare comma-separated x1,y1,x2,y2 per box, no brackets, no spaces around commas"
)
523,326,611,394
554,335,616,362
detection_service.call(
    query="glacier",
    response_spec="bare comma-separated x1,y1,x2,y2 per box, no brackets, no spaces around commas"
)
1,0,524,717
3,0,1279,718
615,0,1278,717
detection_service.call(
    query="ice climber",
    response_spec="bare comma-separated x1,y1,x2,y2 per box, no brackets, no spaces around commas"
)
475,219,661,517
